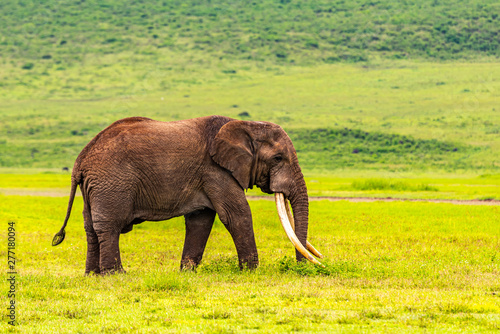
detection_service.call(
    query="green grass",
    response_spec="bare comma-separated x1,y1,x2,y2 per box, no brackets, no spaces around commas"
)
289,127,483,171
2,172,499,200
2,2,500,332
1,194,499,332
1,61,500,172
1,0,499,174
0,173,70,189
351,178,439,192
1,0,498,72
302,173,500,200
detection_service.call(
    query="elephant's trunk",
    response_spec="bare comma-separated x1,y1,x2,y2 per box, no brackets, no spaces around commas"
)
289,173,310,261
274,160,323,266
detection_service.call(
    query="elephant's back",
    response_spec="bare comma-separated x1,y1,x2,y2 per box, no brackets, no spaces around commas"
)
73,117,211,180
74,117,152,163
72,116,222,214
78,115,233,160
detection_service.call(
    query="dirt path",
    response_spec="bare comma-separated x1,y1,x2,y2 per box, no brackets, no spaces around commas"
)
3,188,497,206
0,189,72,197
246,196,500,206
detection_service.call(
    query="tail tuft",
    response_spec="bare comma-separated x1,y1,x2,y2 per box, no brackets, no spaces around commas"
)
52,230,66,246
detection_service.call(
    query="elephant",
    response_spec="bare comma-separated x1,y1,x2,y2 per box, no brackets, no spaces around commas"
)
52,115,323,274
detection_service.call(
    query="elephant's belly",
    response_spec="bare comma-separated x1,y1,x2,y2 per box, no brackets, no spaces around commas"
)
134,190,215,221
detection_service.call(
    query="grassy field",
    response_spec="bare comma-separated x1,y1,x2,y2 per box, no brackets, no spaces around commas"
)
2,172,500,201
1,0,499,172
1,192,499,333
2,1,500,332
2,61,500,172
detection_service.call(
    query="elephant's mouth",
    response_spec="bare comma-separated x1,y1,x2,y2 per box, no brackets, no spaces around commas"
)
274,193,324,266
260,184,272,194
256,176,272,194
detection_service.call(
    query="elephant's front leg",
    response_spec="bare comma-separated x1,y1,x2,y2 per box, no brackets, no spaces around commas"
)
181,208,216,270
217,201,259,270
205,178,259,269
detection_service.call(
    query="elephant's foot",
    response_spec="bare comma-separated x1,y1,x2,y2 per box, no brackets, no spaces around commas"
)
180,258,200,271
100,266,126,275
239,253,259,270
84,269,101,276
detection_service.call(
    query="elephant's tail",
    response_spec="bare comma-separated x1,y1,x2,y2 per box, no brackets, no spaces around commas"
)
52,175,79,246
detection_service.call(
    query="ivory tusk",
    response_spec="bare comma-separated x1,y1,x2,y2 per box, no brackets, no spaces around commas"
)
284,199,295,230
275,193,324,267
284,200,324,259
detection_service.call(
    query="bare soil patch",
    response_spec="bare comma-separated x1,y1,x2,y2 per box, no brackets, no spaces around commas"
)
247,196,500,206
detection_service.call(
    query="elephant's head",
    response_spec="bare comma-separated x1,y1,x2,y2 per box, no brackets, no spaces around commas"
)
210,120,323,265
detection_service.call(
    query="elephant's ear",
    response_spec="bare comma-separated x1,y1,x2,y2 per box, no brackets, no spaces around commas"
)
210,120,255,190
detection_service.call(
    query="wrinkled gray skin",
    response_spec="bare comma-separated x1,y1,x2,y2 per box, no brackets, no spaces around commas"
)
53,116,309,274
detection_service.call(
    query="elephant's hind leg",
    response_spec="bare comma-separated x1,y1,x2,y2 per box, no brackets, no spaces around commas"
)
83,206,100,275
95,226,125,274
85,232,101,275
181,208,216,270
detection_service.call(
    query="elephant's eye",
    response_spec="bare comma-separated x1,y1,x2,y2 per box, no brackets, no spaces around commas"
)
273,155,283,163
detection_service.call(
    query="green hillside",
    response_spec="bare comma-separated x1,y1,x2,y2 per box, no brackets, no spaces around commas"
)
1,0,499,68
288,128,482,171
0,0,499,173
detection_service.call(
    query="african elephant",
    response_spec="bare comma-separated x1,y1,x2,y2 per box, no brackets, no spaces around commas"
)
52,115,323,274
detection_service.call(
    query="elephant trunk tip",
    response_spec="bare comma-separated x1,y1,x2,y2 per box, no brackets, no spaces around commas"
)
52,229,66,246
